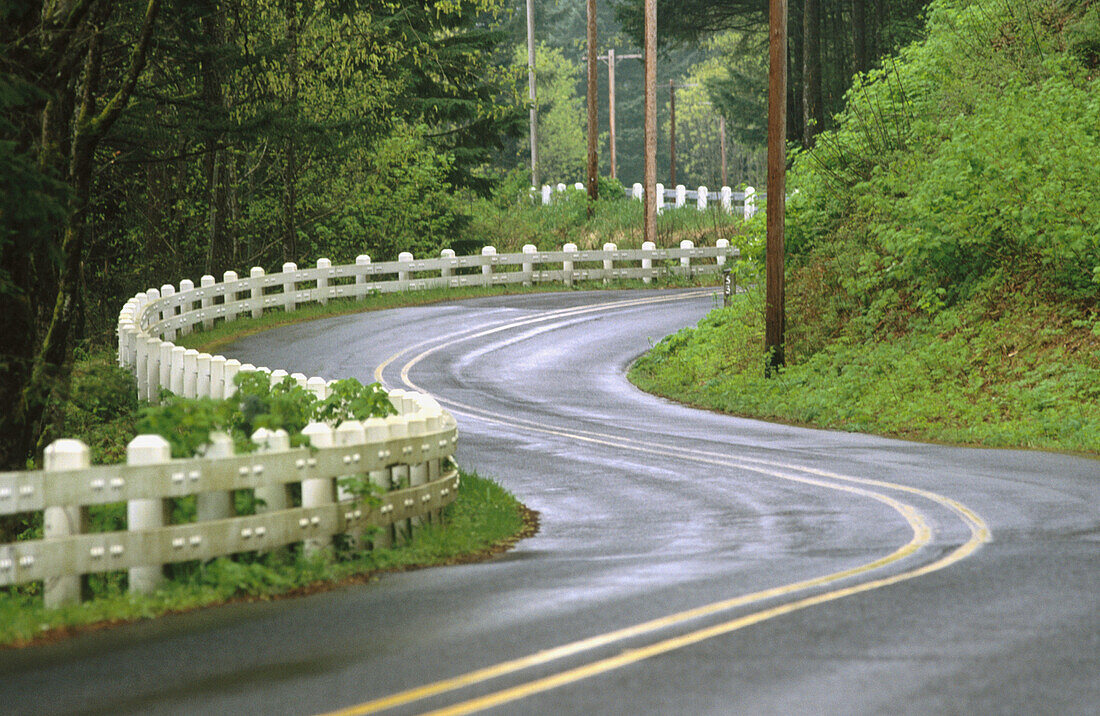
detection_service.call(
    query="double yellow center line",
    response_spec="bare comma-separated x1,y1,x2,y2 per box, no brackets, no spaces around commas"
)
323,290,991,715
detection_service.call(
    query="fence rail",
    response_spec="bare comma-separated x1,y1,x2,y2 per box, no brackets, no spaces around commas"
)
4,241,736,608
537,182,763,219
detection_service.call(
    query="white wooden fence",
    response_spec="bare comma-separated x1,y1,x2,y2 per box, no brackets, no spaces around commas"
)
538,182,761,219
2,241,736,608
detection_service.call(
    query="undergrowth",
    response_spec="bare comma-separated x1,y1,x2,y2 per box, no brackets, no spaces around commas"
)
632,285,1099,454
463,173,747,254
632,0,1100,457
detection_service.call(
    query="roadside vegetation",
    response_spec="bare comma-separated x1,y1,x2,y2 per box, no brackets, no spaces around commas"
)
1,352,532,648
632,0,1100,456
463,175,746,254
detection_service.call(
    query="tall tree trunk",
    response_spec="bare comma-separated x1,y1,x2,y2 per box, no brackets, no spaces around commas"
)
202,6,232,274
802,0,823,147
872,0,884,61
852,0,868,73
787,0,803,145
282,2,300,263
13,0,161,467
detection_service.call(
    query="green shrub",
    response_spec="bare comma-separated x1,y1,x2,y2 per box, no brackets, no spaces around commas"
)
137,373,394,458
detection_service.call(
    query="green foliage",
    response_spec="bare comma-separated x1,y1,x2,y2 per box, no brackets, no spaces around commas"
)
632,286,1100,454
50,354,139,466
316,379,398,426
783,0,1100,316
465,169,746,252
136,373,394,458
632,0,1100,457
324,123,464,262
512,42,587,183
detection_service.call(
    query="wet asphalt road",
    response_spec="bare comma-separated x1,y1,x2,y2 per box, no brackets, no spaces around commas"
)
4,288,1099,715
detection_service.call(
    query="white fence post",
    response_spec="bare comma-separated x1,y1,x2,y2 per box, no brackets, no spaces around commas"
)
386,415,411,543
632,182,643,201
43,439,90,607
421,400,445,523
603,243,616,284
744,186,757,219
282,262,297,313
127,434,171,594
440,249,455,282
158,342,173,402
522,244,537,286
563,242,577,287
307,376,328,400
300,422,335,555
656,183,665,213
146,287,161,332
223,358,241,398
355,255,371,293
178,280,194,334
200,275,215,330
716,238,730,268
407,412,429,529
208,355,225,400
196,432,234,523
196,353,212,398
252,428,291,515
170,345,186,395
398,252,413,285
481,246,496,284
183,349,199,398
698,186,708,211
316,258,331,304
223,271,239,323
642,241,656,284
145,337,161,402
134,333,150,401
362,417,393,548
160,285,177,340
675,184,686,208
721,186,732,213
541,185,552,205
334,420,368,548
680,239,694,270
249,266,265,320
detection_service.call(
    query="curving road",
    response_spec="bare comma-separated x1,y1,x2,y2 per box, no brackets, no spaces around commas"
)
4,289,1099,715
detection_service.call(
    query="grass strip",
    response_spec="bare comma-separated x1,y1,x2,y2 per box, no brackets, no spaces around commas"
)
629,288,1100,457
0,471,535,649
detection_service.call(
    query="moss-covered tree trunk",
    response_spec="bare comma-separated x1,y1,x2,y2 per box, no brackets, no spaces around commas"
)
0,0,161,469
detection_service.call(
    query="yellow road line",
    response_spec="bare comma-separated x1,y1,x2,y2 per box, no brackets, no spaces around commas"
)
319,294,991,716
422,529,984,716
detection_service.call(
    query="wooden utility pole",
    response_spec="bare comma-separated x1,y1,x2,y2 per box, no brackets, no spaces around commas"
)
527,0,538,188
598,49,641,180
719,115,728,187
669,79,677,187
608,49,618,180
586,0,598,206
643,0,657,246
766,0,788,374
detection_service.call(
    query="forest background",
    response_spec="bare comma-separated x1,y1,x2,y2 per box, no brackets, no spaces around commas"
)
0,0,955,469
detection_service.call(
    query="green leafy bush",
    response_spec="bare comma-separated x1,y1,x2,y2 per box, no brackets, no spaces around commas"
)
137,373,394,458
631,0,1100,456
